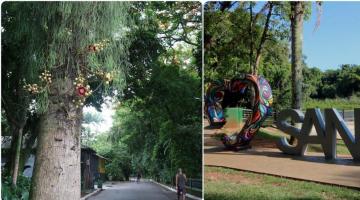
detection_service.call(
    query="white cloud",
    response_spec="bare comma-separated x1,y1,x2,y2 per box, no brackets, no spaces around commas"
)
83,101,115,134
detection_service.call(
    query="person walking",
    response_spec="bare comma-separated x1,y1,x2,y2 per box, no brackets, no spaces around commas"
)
176,168,187,200
137,172,141,183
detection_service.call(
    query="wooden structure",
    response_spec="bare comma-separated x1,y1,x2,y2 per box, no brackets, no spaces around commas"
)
81,145,108,189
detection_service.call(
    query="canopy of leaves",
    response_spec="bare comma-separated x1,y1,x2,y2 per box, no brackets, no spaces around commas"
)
90,2,202,183
204,2,292,110
2,2,134,112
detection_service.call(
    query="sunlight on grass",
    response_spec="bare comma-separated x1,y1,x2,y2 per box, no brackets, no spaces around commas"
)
205,167,360,200
304,97,360,110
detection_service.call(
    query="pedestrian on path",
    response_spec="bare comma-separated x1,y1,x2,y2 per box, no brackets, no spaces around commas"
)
176,168,187,200
137,172,141,183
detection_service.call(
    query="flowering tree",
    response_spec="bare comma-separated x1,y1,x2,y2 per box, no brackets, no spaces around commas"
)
2,2,133,199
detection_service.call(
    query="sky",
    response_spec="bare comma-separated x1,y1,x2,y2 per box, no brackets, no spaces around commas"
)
303,2,360,71
240,1,360,71
83,101,115,134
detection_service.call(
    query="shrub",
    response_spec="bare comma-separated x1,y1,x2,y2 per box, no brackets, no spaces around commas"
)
1,176,31,200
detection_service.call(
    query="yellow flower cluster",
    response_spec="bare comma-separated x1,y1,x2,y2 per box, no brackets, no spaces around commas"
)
39,70,52,84
74,76,86,85
95,70,114,85
72,98,86,108
23,84,40,94
23,70,52,94
88,39,110,53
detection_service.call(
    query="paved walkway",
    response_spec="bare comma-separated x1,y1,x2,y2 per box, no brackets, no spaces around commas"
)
204,121,360,189
87,181,179,200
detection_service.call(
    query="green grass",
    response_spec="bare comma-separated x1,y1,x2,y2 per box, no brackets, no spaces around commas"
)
205,166,360,200
307,140,351,155
304,97,360,110
258,129,285,140
257,129,351,155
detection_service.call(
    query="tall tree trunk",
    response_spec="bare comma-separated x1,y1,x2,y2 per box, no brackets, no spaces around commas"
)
3,88,28,187
30,77,82,200
249,2,254,72
12,127,23,187
7,130,18,177
253,3,273,75
291,1,304,110
290,1,304,144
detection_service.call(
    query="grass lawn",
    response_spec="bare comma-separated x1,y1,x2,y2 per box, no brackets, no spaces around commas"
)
258,129,351,155
205,166,360,200
303,98,360,110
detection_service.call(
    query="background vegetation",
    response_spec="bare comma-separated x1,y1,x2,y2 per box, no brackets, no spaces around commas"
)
89,2,202,184
204,2,360,111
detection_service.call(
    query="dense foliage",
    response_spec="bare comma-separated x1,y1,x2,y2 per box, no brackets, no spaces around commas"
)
90,2,202,184
1,176,31,200
305,64,360,99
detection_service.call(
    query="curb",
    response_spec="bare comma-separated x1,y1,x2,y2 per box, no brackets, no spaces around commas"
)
80,188,102,200
150,179,203,200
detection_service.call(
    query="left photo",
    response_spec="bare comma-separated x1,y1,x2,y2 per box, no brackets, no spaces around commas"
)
1,2,202,200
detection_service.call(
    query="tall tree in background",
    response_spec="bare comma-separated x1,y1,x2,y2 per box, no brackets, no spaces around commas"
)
1,4,35,186
253,2,274,75
290,1,305,111
2,2,133,199
289,2,305,144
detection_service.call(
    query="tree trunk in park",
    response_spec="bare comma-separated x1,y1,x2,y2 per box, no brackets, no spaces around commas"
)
12,127,23,187
290,1,304,110
290,2,304,144
30,76,82,200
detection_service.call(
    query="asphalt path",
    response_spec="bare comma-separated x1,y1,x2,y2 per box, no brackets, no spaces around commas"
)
87,181,180,200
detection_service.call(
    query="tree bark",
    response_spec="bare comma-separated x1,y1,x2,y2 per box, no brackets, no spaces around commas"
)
30,77,82,200
253,3,273,75
12,127,23,187
290,1,304,110
290,2,304,144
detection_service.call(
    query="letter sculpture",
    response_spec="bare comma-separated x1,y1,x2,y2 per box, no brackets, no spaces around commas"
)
205,74,273,149
277,108,360,160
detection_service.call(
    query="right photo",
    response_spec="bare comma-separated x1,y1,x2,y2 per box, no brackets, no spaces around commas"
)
203,1,360,200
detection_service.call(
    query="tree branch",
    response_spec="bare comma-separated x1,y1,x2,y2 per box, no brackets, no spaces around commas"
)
253,2,274,75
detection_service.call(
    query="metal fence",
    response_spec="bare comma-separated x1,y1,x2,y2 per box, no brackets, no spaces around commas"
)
186,178,202,191
241,108,355,127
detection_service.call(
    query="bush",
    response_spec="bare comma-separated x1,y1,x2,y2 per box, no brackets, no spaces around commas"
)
105,161,128,181
1,176,31,200
95,178,103,189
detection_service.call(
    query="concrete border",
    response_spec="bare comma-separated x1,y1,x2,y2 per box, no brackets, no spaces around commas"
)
150,179,203,200
80,188,102,200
